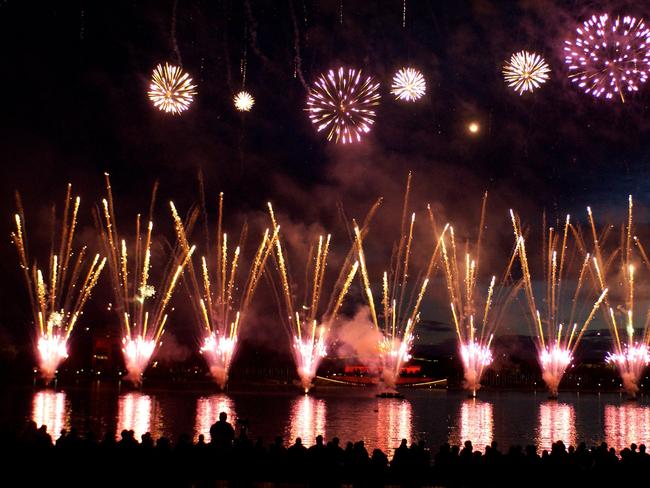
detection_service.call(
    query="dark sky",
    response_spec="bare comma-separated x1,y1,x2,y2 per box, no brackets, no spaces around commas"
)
2,0,650,364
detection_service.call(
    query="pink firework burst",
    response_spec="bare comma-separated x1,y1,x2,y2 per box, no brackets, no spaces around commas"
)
564,14,650,102
306,67,380,144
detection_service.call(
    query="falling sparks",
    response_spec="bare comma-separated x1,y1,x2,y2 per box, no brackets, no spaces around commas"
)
97,174,194,384
391,67,426,102
564,14,650,102
306,67,381,144
234,90,255,112
354,173,444,390
511,210,608,397
441,193,519,396
268,204,359,392
11,185,105,382
502,50,550,95
148,63,197,114
171,193,277,389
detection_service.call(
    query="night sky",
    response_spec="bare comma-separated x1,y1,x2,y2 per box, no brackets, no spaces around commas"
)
2,0,650,371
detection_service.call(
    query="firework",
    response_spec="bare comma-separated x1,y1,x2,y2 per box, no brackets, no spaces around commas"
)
12,185,106,382
354,173,444,390
170,193,277,389
511,210,608,397
564,14,650,102
391,67,426,101
267,205,359,392
148,63,197,114
587,197,650,398
441,193,520,396
234,91,255,112
96,174,194,384
502,50,550,95
306,67,381,144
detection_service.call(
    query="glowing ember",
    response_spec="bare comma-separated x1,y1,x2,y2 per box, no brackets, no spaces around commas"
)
539,345,572,397
502,50,550,95
467,122,480,134
564,14,650,102
148,63,197,114
234,91,255,111
391,67,426,101
293,330,327,392
122,336,156,382
306,67,381,144
200,333,238,389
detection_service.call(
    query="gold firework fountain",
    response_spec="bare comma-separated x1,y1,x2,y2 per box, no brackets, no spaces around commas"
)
440,193,520,397
170,193,278,389
511,210,607,398
354,173,444,391
96,174,194,385
12,185,106,382
267,203,359,393
584,197,650,398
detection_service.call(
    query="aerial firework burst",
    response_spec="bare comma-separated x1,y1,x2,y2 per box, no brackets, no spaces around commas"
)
97,174,194,384
441,193,520,396
502,51,550,95
306,67,381,144
511,211,608,398
586,197,650,398
148,63,197,114
354,173,444,390
564,14,650,102
267,204,359,392
391,67,426,101
171,193,277,389
11,185,106,382
234,91,255,112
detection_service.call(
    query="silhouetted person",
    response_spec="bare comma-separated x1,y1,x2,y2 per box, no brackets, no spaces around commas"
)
209,411,235,449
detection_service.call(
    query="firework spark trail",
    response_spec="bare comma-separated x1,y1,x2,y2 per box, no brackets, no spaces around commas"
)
306,67,381,144
441,193,520,396
589,197,650,398
267,204,359,392
502,51,550,95
564,14,650,102
511,210,608,397
353,173,445,390
170,195,277,389
11,185,106,381
97,174,194,385
148,63,197,114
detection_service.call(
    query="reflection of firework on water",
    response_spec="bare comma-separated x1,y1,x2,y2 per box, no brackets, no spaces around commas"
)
502,51,550,95
564,14,650,102
171,193,277,389
267,204,359,392
511,210,607,397
586,197,650,398
32,390,69,440
234,91,255,112
354,173,444,390
391,67,426,101
97,174,194,384
12,185,106,381
442,193,519,395
148,63,197,114
306,67,380,144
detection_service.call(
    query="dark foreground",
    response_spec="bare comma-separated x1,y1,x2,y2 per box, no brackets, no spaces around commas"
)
5,418,649,488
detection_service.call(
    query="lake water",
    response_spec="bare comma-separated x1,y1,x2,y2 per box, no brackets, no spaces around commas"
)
7,385,650,453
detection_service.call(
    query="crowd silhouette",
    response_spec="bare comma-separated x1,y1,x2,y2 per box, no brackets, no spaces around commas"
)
3,412,647,486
